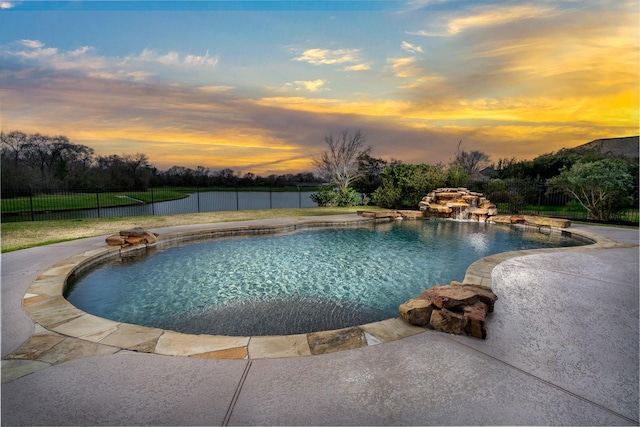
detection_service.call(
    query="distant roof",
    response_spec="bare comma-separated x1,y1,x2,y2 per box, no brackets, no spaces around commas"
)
568,136,639,158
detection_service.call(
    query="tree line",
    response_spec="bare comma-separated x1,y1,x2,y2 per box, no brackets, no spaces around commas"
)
313,130,638,221
0,130,319,193
3,129,637,221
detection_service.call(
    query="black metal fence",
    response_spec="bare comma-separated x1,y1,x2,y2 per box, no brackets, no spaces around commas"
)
467,180,639,226
1,182,638,225
0,186,320,223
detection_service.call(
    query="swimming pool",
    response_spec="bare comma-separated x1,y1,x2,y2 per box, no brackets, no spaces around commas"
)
65,220,585,336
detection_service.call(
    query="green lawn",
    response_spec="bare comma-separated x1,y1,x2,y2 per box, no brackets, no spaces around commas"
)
0,206,376,252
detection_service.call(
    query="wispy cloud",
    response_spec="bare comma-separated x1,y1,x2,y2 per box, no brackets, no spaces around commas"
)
293,48,360,65
408,4,553,37
284,79,329,93
1,40,219,84
401,41,423,53
0,1,15,9
135,48,219,68
445,5,552,35
344,63,371,71
387,56,421,78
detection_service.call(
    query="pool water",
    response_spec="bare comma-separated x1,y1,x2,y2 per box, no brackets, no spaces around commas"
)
65,220,585,336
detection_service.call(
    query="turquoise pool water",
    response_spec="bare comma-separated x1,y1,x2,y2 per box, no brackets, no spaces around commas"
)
65,220,585,336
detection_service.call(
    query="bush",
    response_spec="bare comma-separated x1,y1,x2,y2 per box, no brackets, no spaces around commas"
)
310,186,335,207
311,186,361,207
548,159,635,221
372,164,448,208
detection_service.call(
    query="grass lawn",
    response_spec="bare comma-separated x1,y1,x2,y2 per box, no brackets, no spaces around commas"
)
0,206,379,253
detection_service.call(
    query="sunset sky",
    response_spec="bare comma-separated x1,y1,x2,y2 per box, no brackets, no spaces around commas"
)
1,0,638,175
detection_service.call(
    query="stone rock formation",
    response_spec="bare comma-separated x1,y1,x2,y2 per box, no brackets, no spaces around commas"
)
489,215,571,228
419,188,498,222
399,281,498,339
106,227,158,247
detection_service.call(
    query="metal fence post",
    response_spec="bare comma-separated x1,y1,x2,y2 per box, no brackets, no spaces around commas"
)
236,185,239,210
151,187,155,216
537,181,544,215
197,185,201,213
95,187,101,218
29,185,35,221
298,185,302,208
270,187,272,209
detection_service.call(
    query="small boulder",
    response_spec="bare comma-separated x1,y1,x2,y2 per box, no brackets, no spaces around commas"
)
420,285,479,309
124,236,146,245
106,235,126,246
523,215,571,228
143,231,158,244
463,301,489,339
430,308,466,335
399,298,435,327
450,281,498,312
119,227,147,237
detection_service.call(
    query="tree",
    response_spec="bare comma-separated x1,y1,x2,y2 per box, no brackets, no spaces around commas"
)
372,163,449,208
548,159,635,221
1,130,29,165
352,153,390,199
312,130,371,189
451,141,490,175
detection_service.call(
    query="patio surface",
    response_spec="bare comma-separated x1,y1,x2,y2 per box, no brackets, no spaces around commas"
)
1,216,638,426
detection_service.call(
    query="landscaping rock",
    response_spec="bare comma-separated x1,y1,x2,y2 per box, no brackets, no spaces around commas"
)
450,281,498,312
430,309,466,335
463,301,488,339
398,298,435,327
419,188,497,222
399,281,498,339
489,215,571,228
523,215,571,228
119,227,147,237
105,235,126,246
420,285,479,309
106,229,159,247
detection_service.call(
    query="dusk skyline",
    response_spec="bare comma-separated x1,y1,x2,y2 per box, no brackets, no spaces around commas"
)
1,0,638,175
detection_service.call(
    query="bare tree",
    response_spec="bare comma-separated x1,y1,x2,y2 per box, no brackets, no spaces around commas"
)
451,141,490,175
1,130,29,165
312,130,372,189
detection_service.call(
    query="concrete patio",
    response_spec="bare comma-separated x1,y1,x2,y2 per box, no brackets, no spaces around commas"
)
2,218,638,425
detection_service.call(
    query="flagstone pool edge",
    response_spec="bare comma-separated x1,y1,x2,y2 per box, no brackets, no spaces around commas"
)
13,216,626,367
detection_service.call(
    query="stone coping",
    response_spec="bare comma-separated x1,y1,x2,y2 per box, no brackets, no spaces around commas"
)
12,215,631,367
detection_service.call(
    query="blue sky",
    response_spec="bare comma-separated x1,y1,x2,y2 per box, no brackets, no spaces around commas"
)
1,0,638,174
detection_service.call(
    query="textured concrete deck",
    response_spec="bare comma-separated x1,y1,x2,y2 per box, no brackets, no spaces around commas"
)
2,217,638,425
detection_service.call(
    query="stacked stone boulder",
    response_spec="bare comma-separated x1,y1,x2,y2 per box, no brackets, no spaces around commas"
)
399,281,498,339
419,188,498,222
489,214,571,228
106,227,158,247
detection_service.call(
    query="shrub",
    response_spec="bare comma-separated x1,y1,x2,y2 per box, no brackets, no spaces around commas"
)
311,186,361,207
548,159,635,221
372,163,448,208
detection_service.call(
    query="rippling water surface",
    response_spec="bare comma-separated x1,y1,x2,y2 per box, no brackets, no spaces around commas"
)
65,220,585,335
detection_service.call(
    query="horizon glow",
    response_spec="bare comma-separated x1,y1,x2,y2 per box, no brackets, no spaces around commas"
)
0,0,638,174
